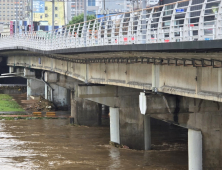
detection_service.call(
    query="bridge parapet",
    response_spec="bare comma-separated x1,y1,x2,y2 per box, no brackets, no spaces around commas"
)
0,0,222,52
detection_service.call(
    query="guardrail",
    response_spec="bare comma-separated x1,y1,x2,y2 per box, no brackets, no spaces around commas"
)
0,0,221,51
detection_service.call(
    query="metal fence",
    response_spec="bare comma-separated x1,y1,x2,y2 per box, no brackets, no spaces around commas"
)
0,0,221,51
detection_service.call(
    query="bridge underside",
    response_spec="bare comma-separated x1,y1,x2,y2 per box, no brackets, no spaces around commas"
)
4,49,222,102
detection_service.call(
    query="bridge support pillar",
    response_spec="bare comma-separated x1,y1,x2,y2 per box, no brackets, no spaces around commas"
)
110,107,120,144
70,91,101,126
188,129,202,170
119,106,151,150
27,79,45,99
45,83,69,110
110,107,151,150
144,115,151,150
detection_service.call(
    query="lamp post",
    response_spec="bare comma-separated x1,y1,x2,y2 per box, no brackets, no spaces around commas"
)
31,0,33,33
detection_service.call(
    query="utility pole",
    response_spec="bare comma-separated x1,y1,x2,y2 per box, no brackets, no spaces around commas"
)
75,0,77,16
84,0,87,22
84,0,87,46
142,0,146,9
15,0,18,34
52,0,55,30
103,0,106,16
31,0,33,33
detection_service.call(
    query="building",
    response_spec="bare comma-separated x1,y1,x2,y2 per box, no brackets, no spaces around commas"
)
0,22,10,35
65,0,97,24
33,1,65,28
97,0,128,14
0,0,27,23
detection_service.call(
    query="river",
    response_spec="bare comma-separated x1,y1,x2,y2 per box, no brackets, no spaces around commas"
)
0,119,188,170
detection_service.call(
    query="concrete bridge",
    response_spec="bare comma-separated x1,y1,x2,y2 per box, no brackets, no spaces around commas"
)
1,0,222,169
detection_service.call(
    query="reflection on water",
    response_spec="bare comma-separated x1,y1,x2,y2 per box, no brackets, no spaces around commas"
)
0,119,188,170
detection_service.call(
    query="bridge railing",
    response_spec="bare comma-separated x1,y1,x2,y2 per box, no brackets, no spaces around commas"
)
0,0,221,51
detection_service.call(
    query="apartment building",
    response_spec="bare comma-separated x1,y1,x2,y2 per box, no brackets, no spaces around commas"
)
0,0,27,23
33,1,65,27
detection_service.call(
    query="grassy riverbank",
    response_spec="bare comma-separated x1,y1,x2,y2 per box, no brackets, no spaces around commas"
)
0,94,24,112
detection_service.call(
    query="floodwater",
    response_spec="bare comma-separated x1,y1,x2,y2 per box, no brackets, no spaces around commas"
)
0,119,188,170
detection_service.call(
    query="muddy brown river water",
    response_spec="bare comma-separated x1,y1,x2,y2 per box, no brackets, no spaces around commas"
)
0,119,188,170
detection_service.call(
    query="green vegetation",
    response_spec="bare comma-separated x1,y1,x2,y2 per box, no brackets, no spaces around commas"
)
68,14,96,35
68,13,96,25
0,94,24,112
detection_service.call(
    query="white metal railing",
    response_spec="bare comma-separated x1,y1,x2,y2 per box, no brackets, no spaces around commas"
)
0,0,221,51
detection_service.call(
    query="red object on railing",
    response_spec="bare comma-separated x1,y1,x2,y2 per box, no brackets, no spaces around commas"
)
124,37,127,41
131,37,134,40
165,39,169,42
190,24,194,27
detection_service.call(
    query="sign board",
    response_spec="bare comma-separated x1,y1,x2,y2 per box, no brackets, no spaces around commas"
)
28,24,34,32
176,9,184,13
33,1,45,13
10,21,13,35
148,0,159,6
39,21,48,26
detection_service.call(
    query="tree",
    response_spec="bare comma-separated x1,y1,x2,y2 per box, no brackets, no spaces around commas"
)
68,14,96,36
68,13,96,25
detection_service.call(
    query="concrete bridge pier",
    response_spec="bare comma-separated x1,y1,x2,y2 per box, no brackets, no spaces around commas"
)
146,96,222,170
27,79,45,100
110,107,151,150
45,83,69,110
78,85,152,150
70,91,101,126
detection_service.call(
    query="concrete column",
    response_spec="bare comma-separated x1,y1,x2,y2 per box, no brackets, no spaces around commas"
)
110,107,120,144
45,84,48,100
98,104,102,126
70,91,76,124
119,106,146,150
27,79,45,99
144,115,151,150
50,84,69,109
188,129,202,170
9,66,14,73
71,90,100,126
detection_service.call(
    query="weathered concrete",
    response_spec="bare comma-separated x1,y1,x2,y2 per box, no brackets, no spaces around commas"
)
149,98,222,170
27,79,45,99
118,96,146,150
8,55,222,103
45,83,69,109
144,115,151,150
78,85,150,149
24,68,35,77
70,89,101,126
